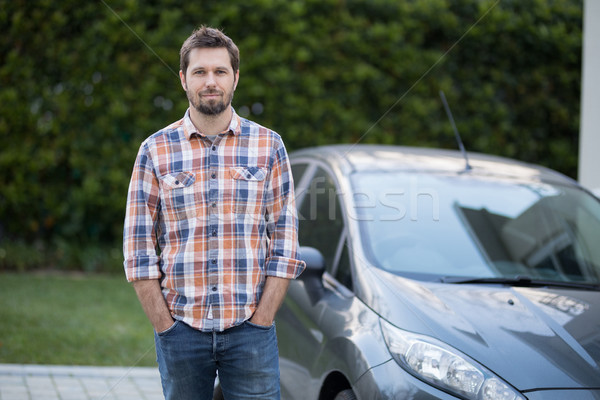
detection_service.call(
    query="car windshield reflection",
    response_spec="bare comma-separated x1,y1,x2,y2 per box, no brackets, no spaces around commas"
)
352,172,600,285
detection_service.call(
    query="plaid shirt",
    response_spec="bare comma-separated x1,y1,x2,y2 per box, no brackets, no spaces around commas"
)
123,109,305,332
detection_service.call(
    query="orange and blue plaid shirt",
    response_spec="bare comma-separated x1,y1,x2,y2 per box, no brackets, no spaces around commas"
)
123,109,305,332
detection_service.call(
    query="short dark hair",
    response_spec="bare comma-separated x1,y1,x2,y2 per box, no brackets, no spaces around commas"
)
179,26,240,77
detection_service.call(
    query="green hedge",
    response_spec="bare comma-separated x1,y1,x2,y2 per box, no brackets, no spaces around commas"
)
0,0,582,271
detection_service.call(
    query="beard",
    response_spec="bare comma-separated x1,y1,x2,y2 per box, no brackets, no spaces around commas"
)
187,87,234,116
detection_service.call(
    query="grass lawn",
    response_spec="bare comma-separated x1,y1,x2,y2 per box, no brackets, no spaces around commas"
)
0,272,156,367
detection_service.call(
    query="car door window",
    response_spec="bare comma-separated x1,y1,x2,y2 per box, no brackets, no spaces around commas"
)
335,239,352,290
298,167,344,271
291,163,308,192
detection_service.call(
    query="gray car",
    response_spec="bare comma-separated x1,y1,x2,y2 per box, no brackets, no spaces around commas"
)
275,144,600,400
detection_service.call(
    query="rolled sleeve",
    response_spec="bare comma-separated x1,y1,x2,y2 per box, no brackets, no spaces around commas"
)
265,139,306,279
123,142,162,282
265,256,306,279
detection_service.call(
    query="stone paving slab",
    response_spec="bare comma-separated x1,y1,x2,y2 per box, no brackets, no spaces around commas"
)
0,364,163,400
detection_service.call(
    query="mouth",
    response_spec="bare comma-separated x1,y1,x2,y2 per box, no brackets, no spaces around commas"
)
201,91,222,99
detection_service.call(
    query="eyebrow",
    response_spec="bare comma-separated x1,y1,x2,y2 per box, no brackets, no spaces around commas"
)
190,65,231,72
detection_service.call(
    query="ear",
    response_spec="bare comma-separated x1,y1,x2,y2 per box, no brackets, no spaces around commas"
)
233,69,240,91
179,70,187,91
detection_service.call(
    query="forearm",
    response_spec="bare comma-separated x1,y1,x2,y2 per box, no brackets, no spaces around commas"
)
250,276,290,326
132,279,174,332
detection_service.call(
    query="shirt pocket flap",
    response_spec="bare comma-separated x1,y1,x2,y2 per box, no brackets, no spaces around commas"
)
229,167,267,181
160,171,196,189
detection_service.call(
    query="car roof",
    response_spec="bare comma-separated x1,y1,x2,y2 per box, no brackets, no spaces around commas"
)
290,144,575,185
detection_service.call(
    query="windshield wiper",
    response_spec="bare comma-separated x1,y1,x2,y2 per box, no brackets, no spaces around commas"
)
441,276,600,291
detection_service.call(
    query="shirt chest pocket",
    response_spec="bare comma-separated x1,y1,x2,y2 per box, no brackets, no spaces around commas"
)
159,171,197,220
229,167,268,214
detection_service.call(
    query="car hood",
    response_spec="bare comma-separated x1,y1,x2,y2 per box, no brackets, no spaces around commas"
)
364,268,600,391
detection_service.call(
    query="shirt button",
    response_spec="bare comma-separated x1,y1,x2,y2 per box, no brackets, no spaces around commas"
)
211,203,217,208
211,259,217,264
211,230,217,236
212,145,216,151
174,180,180,185
211,173,216,179
212,286,217,292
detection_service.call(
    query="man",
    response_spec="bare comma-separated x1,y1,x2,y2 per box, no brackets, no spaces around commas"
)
123,26,305,400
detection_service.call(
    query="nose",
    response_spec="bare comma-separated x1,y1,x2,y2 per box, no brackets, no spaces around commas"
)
205,72,217,87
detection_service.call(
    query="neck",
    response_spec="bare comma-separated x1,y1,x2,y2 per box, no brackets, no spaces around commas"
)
189,106,233,136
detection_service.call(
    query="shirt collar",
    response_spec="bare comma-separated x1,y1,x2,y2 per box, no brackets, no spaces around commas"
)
183,108,242,140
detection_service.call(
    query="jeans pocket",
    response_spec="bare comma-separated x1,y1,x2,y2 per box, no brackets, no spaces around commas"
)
245,320,275,331
157,320,180,337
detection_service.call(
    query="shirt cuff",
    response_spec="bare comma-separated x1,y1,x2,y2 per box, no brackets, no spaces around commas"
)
124,255,162,282
265,256,306,280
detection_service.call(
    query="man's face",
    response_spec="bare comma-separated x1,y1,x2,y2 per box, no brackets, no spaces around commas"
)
180,47,238,116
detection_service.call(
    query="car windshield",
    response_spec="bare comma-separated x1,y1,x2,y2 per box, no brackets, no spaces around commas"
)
351,172,600,284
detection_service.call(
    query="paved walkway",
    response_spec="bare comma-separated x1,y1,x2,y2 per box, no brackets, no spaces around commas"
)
0,364,163,400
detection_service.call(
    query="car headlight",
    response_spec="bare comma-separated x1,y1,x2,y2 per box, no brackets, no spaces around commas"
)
380,319,525,400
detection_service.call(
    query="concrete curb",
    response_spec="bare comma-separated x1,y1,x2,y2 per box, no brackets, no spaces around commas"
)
0,364,163,400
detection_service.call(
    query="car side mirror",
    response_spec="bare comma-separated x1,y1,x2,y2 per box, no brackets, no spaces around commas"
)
298,246,326,304
299,246,326,279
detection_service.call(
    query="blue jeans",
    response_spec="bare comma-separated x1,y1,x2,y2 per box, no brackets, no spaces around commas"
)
154,320,280,400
